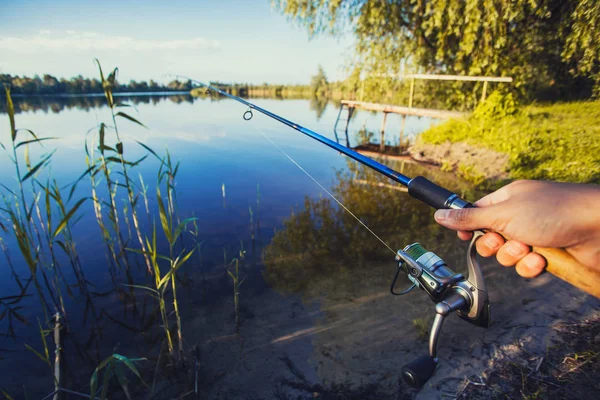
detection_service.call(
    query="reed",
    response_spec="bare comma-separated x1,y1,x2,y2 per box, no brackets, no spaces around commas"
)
92,60,153,274
157,156,195,361
0,87,81,322
126,151,195,361
1,63,204,396
227,246,246,334
89,353,146,400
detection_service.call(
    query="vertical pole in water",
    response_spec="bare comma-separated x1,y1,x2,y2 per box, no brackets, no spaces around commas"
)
380,112,388,152
481,81,488,103
53,313,62,400
344,107,354,147
399,115,407,154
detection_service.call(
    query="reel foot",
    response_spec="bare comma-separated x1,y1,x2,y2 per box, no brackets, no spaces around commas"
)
402,355,437,388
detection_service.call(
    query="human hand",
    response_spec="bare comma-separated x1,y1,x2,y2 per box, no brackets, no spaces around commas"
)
433,180,600,278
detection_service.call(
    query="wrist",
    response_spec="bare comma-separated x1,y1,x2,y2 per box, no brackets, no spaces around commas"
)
578,185,600,236
572,184,600,268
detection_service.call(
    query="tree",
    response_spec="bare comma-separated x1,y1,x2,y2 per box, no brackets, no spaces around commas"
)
273,0,600,98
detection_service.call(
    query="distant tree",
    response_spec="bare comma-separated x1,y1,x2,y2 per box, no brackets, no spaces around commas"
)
0,73,174,95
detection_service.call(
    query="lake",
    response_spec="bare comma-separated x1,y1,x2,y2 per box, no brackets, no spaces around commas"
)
0,94,595,399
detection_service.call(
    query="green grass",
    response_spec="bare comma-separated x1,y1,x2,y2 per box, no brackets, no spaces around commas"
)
420,94,600,184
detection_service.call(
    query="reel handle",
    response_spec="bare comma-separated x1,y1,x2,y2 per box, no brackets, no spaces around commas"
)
402,355,437,388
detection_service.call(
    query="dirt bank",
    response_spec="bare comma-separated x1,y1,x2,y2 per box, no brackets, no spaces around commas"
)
409,140,509,183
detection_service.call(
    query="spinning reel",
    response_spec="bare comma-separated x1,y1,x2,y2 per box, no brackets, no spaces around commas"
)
391,231,491,388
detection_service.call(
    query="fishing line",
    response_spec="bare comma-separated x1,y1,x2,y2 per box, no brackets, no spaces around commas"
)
248,123,397,256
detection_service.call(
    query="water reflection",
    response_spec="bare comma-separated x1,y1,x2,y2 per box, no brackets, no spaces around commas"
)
2,93,195,115
309,96,330,121
264,160,477,300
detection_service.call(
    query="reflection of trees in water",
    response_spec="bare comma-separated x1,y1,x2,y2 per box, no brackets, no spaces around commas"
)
1,94,195,115
263,160,479,301
309,96,330,121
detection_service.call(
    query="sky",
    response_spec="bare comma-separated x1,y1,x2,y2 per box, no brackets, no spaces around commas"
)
0,0,354,84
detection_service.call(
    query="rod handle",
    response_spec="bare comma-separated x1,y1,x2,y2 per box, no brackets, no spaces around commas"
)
531,246,600,298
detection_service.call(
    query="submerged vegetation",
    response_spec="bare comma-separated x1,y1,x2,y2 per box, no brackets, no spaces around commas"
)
419,92,600,184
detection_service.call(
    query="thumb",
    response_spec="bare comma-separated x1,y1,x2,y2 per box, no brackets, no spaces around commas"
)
434,206,500,231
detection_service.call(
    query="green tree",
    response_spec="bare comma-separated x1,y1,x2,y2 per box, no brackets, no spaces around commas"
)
273,0,600,98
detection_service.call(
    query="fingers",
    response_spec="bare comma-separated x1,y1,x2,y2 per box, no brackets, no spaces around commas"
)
457,231,472,241
472,234,546,278
475,232,505,257
515,252,546,278
496,240,531,266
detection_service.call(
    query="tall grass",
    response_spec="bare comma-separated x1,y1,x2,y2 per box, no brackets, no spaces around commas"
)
0,87,93,324
1,62,197,395
227,246,246,334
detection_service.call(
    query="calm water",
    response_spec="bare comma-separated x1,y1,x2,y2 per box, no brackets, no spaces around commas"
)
1,94,592,399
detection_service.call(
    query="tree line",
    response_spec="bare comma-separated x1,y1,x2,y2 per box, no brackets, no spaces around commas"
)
0,73,194,95
274,0,600,100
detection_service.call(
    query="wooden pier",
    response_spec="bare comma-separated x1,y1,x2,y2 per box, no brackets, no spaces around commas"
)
340,100,466,119
334,73,513,153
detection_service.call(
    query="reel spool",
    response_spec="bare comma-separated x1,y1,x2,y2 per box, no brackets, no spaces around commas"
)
391,231,491,388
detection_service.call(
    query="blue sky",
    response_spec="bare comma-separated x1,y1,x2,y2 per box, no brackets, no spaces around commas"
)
0,0,354,84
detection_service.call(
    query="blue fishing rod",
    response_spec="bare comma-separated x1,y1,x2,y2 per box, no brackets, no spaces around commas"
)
186,79,470,211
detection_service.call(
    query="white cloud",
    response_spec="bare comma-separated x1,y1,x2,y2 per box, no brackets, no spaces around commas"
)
0,31,221,53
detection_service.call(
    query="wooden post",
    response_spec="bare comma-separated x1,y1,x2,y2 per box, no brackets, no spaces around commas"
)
53,313,62,400
399,114,407,154
408,78,415,108
481,81,488,102
380,112,388,152
344,107,353,147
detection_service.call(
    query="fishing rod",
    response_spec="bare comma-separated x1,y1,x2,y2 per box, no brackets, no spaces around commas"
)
189,79,599,388
188,79,469,211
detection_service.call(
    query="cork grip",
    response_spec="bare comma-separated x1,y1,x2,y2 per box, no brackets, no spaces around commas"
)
533,246,600,298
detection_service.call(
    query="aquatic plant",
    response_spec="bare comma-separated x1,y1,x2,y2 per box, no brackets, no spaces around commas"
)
90,59,152,274
156,152,195,361
227,245,246,334
89,353,146,400
0,87,97,326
